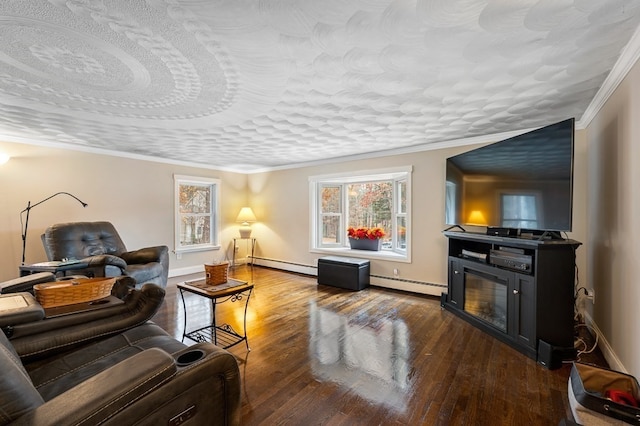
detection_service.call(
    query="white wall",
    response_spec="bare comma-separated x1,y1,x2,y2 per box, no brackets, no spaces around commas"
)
586,57,640,376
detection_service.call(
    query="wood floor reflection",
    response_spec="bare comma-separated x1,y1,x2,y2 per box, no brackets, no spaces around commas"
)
153,266,577,425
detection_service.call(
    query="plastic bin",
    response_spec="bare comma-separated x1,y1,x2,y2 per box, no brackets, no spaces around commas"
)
568,362,640,425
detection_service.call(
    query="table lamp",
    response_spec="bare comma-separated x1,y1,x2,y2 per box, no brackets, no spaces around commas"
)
236,207,257,238
467,210,487,226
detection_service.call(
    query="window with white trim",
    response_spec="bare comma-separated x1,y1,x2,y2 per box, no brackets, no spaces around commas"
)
310,167,412,258
174,175,221,253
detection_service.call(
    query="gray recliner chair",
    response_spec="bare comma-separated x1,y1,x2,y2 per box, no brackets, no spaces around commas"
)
0,279,241,425
0,272,165,360
42,221,169,289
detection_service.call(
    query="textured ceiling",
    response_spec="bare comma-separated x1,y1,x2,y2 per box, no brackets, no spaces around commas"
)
1,1,640,173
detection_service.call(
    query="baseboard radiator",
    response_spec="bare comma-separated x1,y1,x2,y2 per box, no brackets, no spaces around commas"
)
252,256,445,297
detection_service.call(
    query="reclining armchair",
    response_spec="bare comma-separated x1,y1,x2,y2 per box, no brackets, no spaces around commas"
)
0,272,164,360
0,282,241,425
42,221,169,288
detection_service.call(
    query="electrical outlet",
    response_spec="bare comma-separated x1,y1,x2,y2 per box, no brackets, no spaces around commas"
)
393,268,399,277
586,288,595,304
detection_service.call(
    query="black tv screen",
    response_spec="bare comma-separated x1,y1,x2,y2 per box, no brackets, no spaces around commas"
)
445,118,575,233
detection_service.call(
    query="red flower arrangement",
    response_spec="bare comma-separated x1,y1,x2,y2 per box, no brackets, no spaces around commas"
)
347,226,386,240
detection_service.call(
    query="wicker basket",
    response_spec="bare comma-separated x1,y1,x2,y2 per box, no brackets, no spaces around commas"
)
204,262,229,286
34,277,116,308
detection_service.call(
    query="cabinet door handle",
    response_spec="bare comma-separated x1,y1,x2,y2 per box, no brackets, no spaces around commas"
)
513,289,520,295
454,270,459,275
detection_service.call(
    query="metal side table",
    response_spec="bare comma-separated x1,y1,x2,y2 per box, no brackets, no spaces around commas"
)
178,278,253,351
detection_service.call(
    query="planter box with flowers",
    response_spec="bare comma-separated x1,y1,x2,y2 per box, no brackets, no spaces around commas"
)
347,226,386,251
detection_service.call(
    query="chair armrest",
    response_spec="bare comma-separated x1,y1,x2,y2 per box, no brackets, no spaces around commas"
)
120,245,168,264
0,272,55,294
82,254,127,270
12,348,176,426
14,344,241,426
0,293,45,328
10,284,166,361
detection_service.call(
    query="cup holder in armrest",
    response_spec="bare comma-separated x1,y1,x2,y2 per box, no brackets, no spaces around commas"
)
176,349,206,366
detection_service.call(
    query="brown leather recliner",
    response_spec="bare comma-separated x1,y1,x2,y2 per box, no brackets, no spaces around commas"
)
0,282,241,425
42,221,169,288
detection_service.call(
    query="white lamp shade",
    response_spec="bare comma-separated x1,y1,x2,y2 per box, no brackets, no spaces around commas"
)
236,207,257,224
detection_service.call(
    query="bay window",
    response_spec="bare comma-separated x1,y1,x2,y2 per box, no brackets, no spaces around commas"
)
310,166,412,259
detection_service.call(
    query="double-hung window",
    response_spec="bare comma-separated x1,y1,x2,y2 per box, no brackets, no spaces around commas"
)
174,175,221,253
310,166,412,260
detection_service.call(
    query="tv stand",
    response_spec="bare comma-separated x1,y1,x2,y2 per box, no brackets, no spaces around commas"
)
441,231,581,368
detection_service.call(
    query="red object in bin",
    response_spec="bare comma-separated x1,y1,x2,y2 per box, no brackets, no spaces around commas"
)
605,389,639,407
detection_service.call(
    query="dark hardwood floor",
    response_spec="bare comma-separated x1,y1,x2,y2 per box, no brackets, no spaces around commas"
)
152,266,601,425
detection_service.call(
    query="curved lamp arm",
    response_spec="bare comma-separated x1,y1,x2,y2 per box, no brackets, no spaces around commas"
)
20,192,88,265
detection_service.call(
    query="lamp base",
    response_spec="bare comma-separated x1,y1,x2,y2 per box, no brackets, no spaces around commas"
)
239,226,252,239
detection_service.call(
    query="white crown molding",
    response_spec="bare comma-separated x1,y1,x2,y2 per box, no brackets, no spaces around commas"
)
578,23,640,128
0,134,245,173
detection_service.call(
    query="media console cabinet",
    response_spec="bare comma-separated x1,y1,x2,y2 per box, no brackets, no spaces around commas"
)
441,231,581,369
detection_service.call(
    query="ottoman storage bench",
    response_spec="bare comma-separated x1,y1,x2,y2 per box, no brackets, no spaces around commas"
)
317,256,370,291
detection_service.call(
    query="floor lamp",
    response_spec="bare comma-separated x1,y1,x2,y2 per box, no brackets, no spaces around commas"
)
20,192,88,265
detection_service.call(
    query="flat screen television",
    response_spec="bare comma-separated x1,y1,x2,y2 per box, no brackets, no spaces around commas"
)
445,118,574,236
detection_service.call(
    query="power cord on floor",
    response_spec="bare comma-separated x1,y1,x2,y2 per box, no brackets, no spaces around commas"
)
567,240,600,363
574,323,599,362
571,242,583,322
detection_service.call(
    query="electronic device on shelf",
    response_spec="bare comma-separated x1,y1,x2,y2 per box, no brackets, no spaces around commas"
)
489,248,533,273
486,227,518,237
461,249,487,262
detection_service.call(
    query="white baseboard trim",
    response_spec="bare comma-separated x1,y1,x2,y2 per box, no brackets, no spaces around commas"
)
370,275,446,297
253,257,318,275
583,311,627,373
